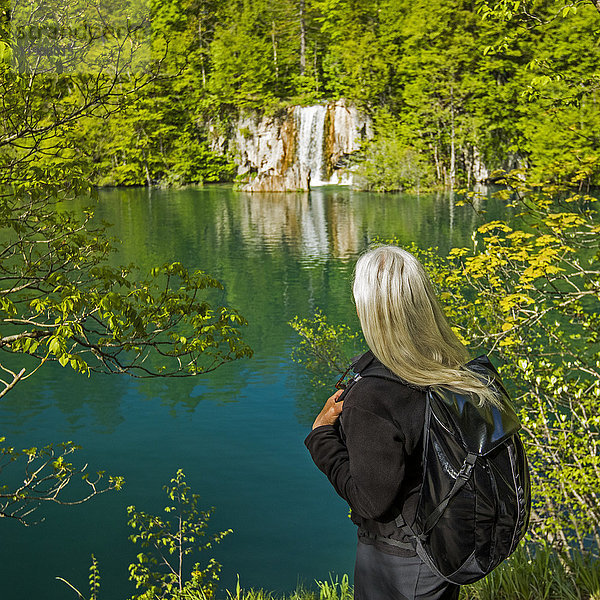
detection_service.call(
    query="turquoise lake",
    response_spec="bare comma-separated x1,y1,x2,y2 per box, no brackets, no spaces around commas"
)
0,185,508,599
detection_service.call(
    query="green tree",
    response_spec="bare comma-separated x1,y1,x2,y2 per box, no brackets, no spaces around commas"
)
518,5,600,185
56,472,230,600
315,0,395,106
63,0,235,187
351,109,434,191
439,173,600,552
209,0,280,110
392,0,497,187
477,0,600,186
127,469,231,600
0,0,251,522
208,0,326,108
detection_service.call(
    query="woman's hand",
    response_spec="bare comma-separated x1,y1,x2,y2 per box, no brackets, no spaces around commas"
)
312,389,344,430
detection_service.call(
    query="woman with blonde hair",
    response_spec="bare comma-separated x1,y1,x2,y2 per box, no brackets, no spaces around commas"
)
305,245,498,600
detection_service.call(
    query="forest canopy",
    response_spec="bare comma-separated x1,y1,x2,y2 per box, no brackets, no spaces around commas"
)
2,0,599,189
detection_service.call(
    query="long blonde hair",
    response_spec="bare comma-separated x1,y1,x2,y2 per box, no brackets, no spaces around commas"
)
353,245,499,406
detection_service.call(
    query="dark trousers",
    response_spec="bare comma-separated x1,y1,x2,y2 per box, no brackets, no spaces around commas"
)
354,541,460,600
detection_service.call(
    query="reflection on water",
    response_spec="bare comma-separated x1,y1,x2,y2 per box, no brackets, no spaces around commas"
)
216,187,487,264
91,185,494,272
0,186,508,600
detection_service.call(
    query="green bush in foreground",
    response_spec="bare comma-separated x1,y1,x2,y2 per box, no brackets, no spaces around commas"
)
127,470,231,600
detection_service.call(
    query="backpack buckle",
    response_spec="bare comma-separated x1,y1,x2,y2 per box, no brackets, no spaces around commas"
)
457,453,477,480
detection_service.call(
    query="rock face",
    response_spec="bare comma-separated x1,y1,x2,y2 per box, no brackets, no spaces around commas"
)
221,99,371,192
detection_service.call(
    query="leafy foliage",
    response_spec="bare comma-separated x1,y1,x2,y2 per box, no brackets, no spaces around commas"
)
57,554,102,600
0,439,123,524
289,309,361,389
54,528,600,600
351,110,434,192
436,173,600,553
127,469,231,600
0,0,251,526
3,0,600,190
0,192,252,392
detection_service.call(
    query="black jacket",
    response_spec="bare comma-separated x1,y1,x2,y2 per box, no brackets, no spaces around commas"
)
304,351,426,556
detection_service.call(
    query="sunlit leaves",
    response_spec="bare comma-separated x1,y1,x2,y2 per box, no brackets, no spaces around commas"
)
433,177,600,553
0,190,252,391
289,308,361,389
0,0,252,530
127,469,231,600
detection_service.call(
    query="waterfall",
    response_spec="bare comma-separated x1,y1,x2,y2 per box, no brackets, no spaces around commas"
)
230,99,372,192
294,105,328,186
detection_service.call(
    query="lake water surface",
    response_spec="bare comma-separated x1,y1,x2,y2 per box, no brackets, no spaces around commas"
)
0,186,506,599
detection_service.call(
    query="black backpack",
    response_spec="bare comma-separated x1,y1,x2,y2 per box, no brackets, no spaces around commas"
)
348,353,531,585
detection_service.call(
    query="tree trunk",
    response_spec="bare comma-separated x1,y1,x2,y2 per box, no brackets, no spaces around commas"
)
449,87,456,189
299,0,306,75
271,21,279,79
314,46,319,92
433,144,441,181
466,149,471,188
198,22,206,87
144,159,151,187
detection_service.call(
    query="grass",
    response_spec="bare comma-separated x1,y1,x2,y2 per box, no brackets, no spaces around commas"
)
225,575,353,600
460,544,600,600
223,546,600,600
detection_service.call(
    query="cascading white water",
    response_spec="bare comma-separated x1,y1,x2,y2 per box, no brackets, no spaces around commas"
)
294,105,329,186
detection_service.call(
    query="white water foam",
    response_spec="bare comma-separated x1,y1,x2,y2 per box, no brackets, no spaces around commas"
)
294,105,329,186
